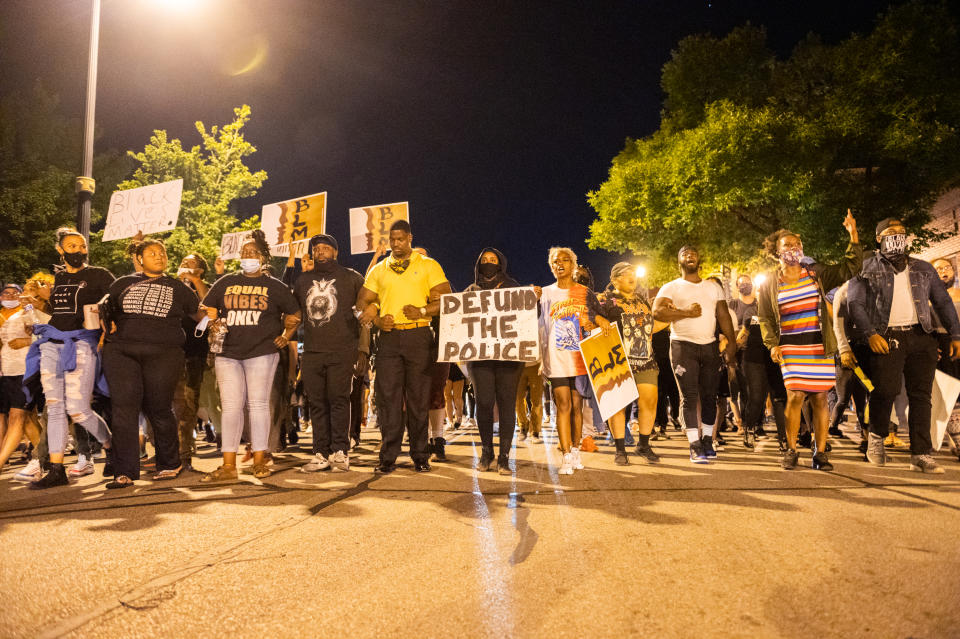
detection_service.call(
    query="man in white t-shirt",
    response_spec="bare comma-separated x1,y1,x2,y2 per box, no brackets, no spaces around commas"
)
653,245,737,463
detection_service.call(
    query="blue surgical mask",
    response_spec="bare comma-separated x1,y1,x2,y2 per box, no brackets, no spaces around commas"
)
239,259,261,274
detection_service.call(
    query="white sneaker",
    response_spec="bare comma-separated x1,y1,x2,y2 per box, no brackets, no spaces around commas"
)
330,450,350,472
530,435,542,444
68,454,94,477
559,453,574,475
571,447,585,470
13,459,42,482
301,453,331,472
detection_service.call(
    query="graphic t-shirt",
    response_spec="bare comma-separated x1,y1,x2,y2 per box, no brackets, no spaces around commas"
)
108,274,200,347
596,291,658,373
294,264,365,353
538,283,593,378
49,267,115,331
654,278,724,345
203,273,299,360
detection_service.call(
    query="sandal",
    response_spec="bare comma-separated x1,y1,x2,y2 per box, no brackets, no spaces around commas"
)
201,465,238,483
152,466,182,481
252,463,271,479
106,475,134,490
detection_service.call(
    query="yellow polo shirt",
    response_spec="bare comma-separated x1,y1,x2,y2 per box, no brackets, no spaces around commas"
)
363,252,448,324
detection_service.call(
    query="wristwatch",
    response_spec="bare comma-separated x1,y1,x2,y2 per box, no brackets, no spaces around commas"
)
419,306,426,317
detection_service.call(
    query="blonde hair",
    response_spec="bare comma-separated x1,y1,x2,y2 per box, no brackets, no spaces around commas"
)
548,246,577,269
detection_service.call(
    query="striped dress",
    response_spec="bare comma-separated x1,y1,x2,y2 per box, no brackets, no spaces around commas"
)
777,270,836,392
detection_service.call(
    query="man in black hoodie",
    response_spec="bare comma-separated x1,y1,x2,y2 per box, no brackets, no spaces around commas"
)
464,248,525,474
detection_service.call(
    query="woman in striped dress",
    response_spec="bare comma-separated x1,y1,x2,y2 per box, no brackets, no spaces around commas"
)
757,211,863,471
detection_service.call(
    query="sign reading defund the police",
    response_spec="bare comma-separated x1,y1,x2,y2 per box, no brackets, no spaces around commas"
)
438,287,539,363
579,326,640,422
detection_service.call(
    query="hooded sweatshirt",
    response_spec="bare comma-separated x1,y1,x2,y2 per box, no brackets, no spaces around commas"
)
464,247,519,292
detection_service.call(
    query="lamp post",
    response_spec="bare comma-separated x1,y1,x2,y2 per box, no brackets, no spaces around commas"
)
75,0,101,242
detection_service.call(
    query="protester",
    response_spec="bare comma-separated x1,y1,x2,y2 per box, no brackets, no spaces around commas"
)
595,262,666,464
173,252,210,472
829,281,870,444
202,230,301,481
651,319,680,439
848,218,960,473
464,248,524,474
294,234,368,473
653,246,737,463
102,240,206,488
515,358,542,443
757,212,862,471
27,228,115,489
445,364,465,430
357,220,451,473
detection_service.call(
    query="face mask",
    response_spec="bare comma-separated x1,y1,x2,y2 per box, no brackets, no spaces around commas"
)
193,315,211,338
779,247,804,266
738,284,753,296
880,234,908,258
478,262,499,278
177,267,199,278
63,251,87,268
239,259,261,274
1,300,20,309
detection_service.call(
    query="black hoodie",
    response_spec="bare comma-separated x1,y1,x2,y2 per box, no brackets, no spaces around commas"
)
465,247,519,291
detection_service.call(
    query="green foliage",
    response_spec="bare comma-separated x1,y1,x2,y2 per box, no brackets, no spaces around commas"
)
89,105,267,276
589,1,960,284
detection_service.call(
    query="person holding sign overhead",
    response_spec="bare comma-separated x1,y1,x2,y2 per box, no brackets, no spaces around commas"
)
356,220,451,474
464,248,524,474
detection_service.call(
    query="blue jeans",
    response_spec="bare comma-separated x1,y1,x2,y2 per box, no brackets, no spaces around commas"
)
39,340,110,455
215,353,278,453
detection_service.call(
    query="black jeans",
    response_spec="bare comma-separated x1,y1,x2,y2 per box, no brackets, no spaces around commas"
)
103,341,184,479
350,375,365,444
867,327,939,454
302,350,355,457
655,357,680,425
669,340,721,430
375,328,433,465
740,352,787,437
467,360,523,462
828,343,871,431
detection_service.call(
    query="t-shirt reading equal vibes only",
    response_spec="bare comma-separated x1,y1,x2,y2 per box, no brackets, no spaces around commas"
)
203,273,299,360
538,283,595,378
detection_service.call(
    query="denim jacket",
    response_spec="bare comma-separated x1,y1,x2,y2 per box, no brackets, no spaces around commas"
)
846,255,960,341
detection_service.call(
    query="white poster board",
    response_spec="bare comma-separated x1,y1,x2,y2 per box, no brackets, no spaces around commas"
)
438,287,539,362
220,231,252,260
931,369,960,451
103,179,183,241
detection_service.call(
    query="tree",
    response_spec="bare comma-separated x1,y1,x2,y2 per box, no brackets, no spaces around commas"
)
588,1,960,283
89,105,267,275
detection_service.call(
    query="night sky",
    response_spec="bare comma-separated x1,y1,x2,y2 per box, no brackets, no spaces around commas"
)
1,0,894,288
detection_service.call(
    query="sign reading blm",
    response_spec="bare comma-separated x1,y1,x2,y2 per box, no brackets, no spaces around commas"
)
261,191,326,257
579,326,639,422
349,201,409,254
438,287,539,363
103,179,183,241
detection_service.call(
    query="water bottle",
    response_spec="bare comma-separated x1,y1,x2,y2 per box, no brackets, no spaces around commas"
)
21,304,38,327
208,319,229,354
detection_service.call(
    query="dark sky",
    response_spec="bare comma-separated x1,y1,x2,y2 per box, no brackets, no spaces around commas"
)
1,0,894,288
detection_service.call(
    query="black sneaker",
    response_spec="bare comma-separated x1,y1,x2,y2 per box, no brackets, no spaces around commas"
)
743,430,755,450
858,439,868,455
828,425,843,438
781,449,799,470
477,451,494,472
633,443,660,463
811,452,833,471
374,463,396,474
414,460,431,473
431,437,448,462
614,450,630,466
30,463,69,489
754,426,767,440
204,423,216,443
701,436,717,459
689,441,708,464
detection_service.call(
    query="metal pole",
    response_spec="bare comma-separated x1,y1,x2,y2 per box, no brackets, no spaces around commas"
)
76,0,101,241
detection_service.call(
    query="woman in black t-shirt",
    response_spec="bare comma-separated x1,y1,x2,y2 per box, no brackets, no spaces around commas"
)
101,239,205,488
201,231,301,482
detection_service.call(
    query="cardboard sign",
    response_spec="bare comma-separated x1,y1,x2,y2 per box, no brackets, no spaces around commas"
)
261,191,326,252
103,179,183,241
438,287,539,362
579,326,640,422
931,369,960,451
349,201,410,254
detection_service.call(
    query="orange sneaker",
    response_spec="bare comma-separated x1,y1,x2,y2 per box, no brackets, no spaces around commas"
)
579,436,599,452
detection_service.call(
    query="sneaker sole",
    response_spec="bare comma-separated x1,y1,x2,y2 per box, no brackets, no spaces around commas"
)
690,458,709,464
909,464,944,474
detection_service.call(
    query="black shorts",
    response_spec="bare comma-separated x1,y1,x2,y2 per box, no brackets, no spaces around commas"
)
448,364,465,383
1,375,27,412
548,376,577,389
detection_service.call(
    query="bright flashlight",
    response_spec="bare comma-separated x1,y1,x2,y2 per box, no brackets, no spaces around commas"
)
635,265,646,279
754,273,768,286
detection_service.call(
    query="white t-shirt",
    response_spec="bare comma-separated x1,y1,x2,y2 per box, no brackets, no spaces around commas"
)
888,268,919,327
655,278,724,344
0,307,50,377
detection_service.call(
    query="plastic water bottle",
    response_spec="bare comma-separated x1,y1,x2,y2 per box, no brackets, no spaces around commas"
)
208,319,229,354
21,304,38,327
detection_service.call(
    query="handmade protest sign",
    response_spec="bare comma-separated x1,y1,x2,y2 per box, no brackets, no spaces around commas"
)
220,231,252,260
103,179,183,241
579,326,640,422
261,191,326,256
931,369,960,451
438,287,539,363
349,201,409,254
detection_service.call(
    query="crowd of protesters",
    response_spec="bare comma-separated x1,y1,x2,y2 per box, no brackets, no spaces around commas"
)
2,213,960,491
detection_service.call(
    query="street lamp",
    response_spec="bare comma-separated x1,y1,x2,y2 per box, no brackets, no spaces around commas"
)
75,0,101,241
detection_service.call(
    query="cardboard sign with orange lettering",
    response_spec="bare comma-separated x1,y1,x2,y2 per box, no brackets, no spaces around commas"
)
260,191,326,257
349,201,410,254
579,326,639,422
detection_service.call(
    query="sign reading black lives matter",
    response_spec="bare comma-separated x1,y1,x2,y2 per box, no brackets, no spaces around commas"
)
438,287,540,362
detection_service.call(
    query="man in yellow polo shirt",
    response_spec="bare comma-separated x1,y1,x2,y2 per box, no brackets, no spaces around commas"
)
357,220,451,473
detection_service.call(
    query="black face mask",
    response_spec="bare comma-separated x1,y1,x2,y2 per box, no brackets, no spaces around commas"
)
880,234,908,269
478,262,499,278
738,284,753,296
63,251,87,268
